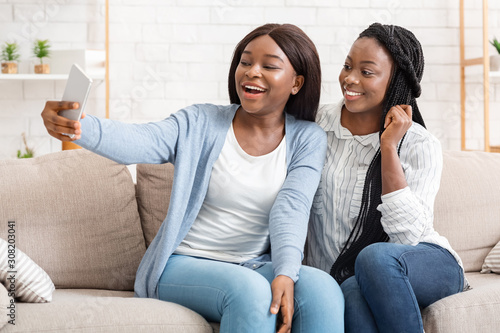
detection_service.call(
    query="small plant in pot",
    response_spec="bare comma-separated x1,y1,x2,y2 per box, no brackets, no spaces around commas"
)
17,133,34,159
1,42,20,74
489,37,500,71
33,39,51,74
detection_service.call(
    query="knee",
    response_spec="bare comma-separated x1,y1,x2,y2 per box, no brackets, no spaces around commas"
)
294,267,344,330
221,271,275,332
296,267,344,312
224,271,272,309
340,277,365,314
355,243,396,273
355,243,404,288
340,276,358,298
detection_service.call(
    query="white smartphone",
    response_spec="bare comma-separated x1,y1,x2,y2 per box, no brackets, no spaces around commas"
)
60,64,93,138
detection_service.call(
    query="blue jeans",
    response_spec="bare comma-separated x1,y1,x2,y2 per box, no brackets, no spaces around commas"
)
341,242,464,333
158,254,344,333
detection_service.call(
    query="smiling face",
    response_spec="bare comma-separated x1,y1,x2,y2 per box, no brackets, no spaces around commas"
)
339,37,394,118
235,34,303,117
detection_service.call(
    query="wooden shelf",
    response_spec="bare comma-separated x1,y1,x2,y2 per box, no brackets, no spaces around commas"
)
460,0,498,153
464,71,500,82
62,141,81,150
491,146,500,153
1,0,110,154
490,71,500,78
0,73,104,81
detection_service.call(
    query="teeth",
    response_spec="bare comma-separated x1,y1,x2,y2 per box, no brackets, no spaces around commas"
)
245,85,266,92
345,90,363,96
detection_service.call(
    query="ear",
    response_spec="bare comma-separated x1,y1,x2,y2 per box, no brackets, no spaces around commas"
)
291,75,305,95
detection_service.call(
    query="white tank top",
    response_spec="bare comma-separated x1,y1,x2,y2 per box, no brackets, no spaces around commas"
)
174,123,287,263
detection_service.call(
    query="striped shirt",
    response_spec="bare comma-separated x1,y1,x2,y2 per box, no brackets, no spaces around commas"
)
305,100,465,280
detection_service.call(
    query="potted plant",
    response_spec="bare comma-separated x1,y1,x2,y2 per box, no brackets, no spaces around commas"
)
1,42,20,74
33,39,51,74
490,37,500,71
17,133,34,159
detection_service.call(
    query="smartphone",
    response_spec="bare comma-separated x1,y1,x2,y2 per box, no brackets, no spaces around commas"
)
59,64,93,138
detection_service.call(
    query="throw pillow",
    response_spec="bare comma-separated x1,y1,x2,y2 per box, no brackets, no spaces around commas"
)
136,162,175,247
0,238,55,302
481,240,500,274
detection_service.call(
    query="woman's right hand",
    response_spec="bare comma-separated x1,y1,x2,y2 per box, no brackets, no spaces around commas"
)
270,275,295,333
41,101,85,141
381,104,413,149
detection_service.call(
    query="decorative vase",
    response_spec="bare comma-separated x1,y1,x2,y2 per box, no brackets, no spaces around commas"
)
34,63,50,74
490,55,500,72
1,61,18,74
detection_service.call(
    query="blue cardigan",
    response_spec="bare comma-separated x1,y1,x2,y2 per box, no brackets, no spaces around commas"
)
76,103,327,298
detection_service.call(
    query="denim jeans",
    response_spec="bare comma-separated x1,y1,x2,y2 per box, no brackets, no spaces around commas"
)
158,254,344,333
341,242,464,333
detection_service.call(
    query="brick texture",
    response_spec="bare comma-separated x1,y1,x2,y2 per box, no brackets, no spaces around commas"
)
0,0,499,158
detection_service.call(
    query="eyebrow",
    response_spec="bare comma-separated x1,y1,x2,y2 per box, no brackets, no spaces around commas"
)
242,50,284,63
346,55,378,66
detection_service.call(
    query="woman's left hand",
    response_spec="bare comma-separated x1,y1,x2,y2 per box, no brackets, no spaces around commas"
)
381,104,413,148
270,275,295,333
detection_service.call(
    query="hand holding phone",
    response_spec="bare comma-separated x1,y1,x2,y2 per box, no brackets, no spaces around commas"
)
59,64,92,138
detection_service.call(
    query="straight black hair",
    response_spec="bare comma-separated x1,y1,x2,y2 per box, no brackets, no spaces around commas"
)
228,23,321,122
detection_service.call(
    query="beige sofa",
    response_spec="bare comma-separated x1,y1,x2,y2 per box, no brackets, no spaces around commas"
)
0,148,499,332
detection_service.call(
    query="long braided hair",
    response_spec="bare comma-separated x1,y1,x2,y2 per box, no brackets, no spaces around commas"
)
330,23,427,285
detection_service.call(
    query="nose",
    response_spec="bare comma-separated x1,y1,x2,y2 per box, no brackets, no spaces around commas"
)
344,73,359,85
246,64,262,78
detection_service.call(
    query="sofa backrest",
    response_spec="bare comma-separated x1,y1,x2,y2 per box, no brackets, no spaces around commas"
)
433,150,500,272
136,150,500,274
0,149,146,290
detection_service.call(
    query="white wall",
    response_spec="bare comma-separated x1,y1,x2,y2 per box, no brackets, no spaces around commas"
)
1,0,500,159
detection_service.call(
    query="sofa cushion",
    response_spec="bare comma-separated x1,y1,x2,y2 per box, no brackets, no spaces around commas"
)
422,272,500,332
481,240,500,274
433,151,500,272
0,289,213,333
0,238,55,302
136,163,174,247
0,150,146,290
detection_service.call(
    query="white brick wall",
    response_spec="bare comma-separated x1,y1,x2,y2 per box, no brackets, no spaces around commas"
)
1,0,500,159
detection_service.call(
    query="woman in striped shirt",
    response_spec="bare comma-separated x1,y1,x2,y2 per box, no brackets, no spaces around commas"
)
306,23,466,333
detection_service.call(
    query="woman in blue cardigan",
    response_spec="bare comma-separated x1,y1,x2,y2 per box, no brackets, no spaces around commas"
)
41,24,343,333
